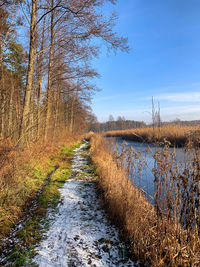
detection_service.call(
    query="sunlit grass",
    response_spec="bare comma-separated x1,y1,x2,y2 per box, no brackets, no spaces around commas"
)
0,135,81,239
105,125,200,147
89,133,200,266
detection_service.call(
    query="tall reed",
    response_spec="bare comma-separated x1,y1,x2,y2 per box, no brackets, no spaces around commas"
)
105,125,200,147
89,133,200,266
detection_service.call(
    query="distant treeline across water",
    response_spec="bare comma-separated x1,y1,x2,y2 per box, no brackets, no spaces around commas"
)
90,119,146,132
89,119,200,132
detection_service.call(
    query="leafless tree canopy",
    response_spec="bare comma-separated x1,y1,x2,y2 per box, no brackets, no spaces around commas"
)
0,0,128,144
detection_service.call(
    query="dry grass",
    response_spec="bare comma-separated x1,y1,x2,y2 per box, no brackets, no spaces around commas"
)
0,131,81,238
105,125,200,147
89,133,200,266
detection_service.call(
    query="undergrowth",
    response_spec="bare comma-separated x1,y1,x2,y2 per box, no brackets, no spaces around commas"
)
0,142,81,266
0,134,81,265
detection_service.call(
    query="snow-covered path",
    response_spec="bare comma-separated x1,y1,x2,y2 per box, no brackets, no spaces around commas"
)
33,143,136,267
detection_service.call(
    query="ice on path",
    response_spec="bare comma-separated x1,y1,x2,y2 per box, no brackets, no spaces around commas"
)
33,143,137,267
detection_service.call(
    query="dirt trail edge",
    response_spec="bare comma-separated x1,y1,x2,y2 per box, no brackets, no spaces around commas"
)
33,142,137,267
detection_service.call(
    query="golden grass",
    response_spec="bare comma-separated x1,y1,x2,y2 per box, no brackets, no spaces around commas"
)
89,133,200,266
0,131,81,238
104,125,200,146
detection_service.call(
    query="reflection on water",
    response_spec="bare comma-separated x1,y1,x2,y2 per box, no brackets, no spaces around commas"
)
111,137,186,203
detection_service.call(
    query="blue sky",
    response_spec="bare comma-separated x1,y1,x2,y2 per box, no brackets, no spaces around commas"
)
92,0,200,123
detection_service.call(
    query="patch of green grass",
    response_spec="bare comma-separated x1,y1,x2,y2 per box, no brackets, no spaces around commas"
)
80,171,90,177
73,143,81,149
8,182,61,266
51,167,71,183
9,243,38,267
79,150,89,156
80,164,95,174
31,168,43,180
61,146,74,157
16,219,43,245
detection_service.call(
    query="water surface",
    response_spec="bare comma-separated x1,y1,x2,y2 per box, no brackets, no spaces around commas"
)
111,138,187,203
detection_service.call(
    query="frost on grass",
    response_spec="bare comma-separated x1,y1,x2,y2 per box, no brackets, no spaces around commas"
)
33,143,137,267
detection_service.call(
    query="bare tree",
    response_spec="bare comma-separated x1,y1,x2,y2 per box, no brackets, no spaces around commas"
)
0,0,128,144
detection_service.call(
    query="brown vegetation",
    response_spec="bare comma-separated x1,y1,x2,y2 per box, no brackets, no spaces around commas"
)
0,132,80,239
105,125,200,147
89,133,200,266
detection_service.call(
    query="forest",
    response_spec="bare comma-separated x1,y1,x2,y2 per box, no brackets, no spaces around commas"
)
0,0,128,144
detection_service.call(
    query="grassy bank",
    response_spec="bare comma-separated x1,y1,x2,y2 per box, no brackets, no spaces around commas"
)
1,141,81,266
105,125,200,147
89,133,200,266
0,134,80,242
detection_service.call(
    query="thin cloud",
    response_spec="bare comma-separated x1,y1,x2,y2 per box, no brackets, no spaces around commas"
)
155,92,200,102
144,82,200,102
98,105,200,123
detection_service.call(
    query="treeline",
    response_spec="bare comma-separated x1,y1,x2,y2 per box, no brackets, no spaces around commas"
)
90,120,146,132
162,119,200,127
0,0,128,145
91,118,200,133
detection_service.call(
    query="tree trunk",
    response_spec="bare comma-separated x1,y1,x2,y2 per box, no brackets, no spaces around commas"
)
1,95,5,138
8,70,14,137
0,55,5,138
37,70,42,138
69,97,74,133
37,17,45,138
54,86,60,132
44,0,54,141
19,0,37,144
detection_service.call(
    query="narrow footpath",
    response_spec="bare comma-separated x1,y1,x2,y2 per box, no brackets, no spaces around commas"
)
33,142,137,267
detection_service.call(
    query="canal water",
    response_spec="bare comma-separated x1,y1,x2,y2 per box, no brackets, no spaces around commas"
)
111,138,187,203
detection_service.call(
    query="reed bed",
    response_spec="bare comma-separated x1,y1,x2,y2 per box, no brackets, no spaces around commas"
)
89,133,200,266
105,125,200,147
